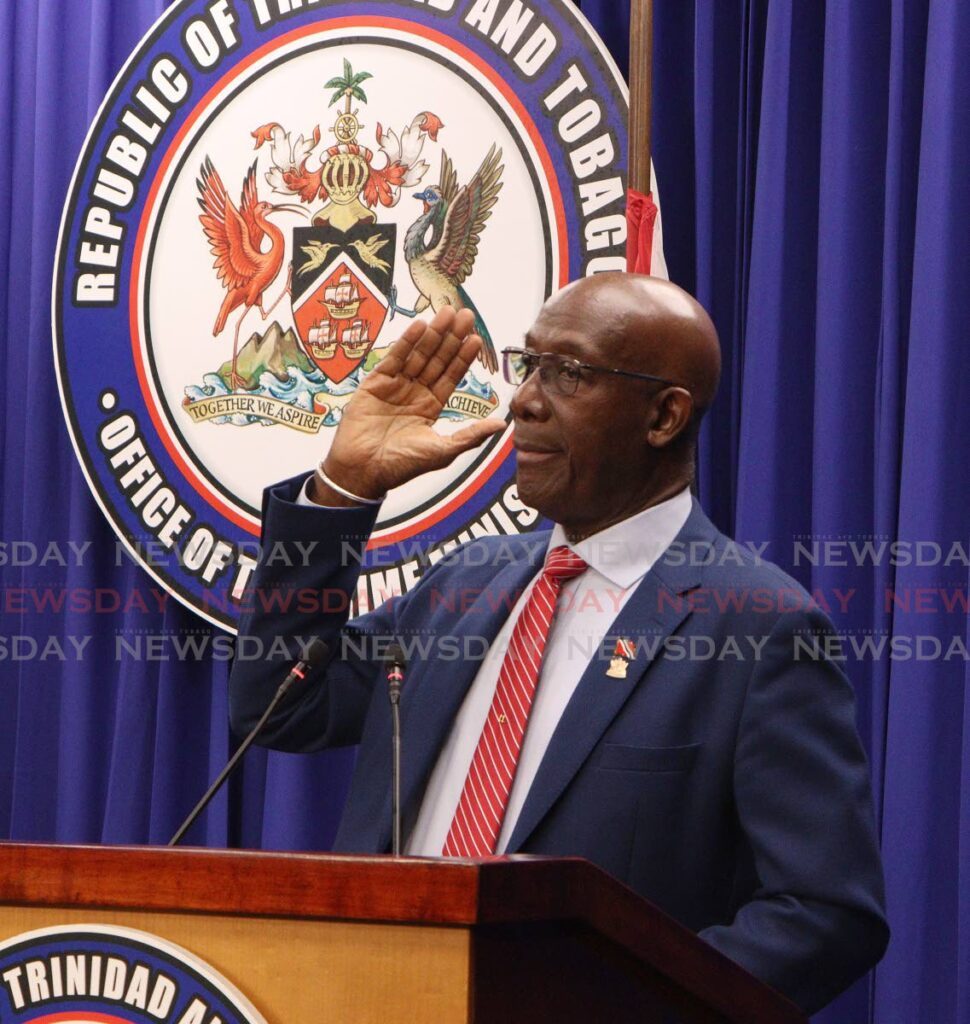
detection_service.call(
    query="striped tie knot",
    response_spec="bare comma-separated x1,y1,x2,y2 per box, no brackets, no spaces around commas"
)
542,545,588,585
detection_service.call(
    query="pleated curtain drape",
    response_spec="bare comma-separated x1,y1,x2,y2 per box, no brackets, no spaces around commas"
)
2,2,968,1021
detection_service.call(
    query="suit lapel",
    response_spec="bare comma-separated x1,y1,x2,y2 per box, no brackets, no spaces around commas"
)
505,502,715,853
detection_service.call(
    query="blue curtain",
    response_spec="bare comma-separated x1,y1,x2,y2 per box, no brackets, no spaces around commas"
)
0,0,356,852
581,1,970,1021
2,2,968,1021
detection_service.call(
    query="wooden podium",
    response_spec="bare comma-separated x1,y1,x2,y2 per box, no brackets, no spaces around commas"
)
0,843,805,1023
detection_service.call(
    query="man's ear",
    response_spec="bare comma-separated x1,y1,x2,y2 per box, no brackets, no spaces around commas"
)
646,388,694,449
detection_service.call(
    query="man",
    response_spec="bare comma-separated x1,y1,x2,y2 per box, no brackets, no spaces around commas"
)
230,274,888,1013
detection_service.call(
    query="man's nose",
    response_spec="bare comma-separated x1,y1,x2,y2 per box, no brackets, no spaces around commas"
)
509,367,549,421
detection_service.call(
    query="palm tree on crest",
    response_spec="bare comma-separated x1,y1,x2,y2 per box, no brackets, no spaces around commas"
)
326,59,372,118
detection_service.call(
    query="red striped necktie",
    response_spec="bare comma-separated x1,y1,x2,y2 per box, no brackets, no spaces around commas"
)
442,545,589,857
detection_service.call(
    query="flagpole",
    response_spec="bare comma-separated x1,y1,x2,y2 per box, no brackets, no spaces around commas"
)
628,0,653,195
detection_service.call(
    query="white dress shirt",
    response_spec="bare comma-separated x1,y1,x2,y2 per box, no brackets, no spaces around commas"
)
407,488,692,855
296,478,693,854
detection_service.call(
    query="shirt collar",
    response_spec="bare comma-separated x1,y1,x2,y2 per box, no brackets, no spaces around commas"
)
549,487,693,590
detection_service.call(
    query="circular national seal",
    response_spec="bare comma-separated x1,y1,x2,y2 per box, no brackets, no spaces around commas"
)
54,0,632,631
0,925,266,1023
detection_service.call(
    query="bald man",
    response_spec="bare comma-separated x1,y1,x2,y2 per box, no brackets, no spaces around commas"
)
230,274,888,1014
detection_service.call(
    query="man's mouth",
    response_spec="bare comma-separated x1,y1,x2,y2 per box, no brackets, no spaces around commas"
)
513,439,561,458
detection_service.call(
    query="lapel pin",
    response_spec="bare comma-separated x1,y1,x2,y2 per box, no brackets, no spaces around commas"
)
606,637,636,679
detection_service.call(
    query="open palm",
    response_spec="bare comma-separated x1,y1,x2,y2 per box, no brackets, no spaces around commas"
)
321,307,505,500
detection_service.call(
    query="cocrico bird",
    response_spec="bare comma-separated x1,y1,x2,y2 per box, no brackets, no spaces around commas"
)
394,146,504,373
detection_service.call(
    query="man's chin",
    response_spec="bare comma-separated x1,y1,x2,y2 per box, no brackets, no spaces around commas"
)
513,469,563,523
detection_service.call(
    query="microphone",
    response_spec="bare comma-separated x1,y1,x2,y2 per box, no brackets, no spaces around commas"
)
169,638,329,846
273,636,330,703
384,642,407,856
386,642,406,706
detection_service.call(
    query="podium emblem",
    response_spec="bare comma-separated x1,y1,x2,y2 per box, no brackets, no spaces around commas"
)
0,925,266,1023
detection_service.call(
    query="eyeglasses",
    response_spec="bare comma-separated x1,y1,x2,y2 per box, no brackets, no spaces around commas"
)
501,347,682,397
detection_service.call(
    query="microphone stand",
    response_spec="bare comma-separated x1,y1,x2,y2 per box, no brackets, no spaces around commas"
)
385,643,407,856
169,638,328,846
391,700,402,856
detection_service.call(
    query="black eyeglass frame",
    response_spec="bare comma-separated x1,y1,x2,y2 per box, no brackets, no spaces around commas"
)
501,346,684,396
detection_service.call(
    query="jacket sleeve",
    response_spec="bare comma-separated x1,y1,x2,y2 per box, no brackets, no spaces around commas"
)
228,474,425,752
698,606,890,1014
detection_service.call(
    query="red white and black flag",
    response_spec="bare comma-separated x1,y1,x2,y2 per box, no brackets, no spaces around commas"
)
626,0,667,278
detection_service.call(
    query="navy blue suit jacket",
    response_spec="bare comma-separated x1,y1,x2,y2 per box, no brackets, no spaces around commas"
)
230,475,889,1014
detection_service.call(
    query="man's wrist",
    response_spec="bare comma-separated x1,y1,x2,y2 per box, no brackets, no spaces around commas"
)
307,470,358,508
308,463,386,507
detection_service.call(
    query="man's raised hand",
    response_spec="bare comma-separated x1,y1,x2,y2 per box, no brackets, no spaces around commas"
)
309,307,506,506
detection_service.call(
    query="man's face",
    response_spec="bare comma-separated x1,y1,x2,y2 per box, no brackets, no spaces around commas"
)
509,291,661,534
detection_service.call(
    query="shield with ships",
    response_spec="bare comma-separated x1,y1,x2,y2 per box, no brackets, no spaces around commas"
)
291,222,397,383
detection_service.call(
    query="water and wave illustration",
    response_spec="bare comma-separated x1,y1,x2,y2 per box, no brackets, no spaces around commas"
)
184,365,352,428
182,321,500,430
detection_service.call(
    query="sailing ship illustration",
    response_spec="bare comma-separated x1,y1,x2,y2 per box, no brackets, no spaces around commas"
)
341,319,371,358
307,319,338,360
322,273,362,319
306,315,372,362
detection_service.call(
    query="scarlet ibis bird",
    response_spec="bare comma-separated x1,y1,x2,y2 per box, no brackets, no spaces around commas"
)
197,158,305,390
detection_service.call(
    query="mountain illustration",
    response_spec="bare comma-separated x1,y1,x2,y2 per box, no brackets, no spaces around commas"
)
363,346,390,373
217,321,314,389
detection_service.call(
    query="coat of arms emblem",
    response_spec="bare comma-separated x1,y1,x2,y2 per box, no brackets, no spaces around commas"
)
184,59,503,432
55,0,637,628
291,222,395,384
